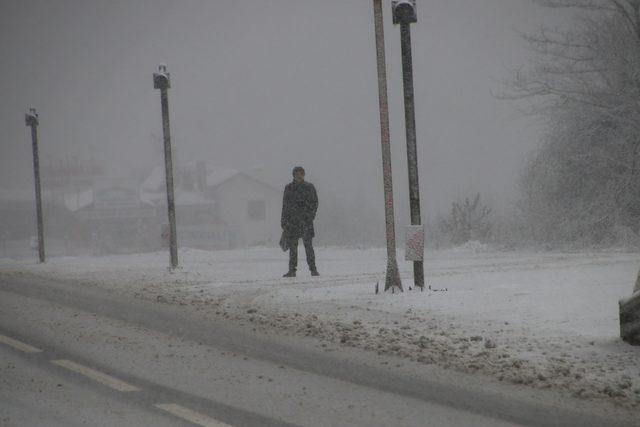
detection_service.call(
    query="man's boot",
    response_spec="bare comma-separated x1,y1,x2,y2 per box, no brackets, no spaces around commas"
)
283,271,296,278
310,268,319,277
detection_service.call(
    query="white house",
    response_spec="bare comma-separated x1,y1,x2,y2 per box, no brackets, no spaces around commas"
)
141,163,282,248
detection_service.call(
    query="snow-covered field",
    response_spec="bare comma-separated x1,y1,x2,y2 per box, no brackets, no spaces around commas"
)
2,245,640,409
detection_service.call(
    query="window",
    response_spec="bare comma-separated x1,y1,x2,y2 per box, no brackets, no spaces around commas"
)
248,200,266,221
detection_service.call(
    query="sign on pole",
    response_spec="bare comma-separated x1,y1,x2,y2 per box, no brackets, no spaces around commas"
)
405,225,424,261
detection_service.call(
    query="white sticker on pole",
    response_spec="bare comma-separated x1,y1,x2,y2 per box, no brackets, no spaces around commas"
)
405,225,424,261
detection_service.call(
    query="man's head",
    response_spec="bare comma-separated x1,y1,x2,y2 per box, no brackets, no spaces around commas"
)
292,166,305,182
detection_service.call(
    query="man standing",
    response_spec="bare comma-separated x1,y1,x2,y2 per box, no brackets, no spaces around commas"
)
281,166,319,277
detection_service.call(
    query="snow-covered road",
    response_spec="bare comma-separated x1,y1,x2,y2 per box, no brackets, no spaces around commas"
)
1,274,637,426
2,245,639,411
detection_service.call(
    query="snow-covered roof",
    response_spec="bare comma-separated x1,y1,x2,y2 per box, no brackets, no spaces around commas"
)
141,165,240,193
139,191,162,206
61,186,157,213
141,163,278,193
64,189,94,212
206,168,239,188
140,166,165,192
140,190,214,207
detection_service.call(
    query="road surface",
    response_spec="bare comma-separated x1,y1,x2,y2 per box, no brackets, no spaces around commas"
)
0,274,636,426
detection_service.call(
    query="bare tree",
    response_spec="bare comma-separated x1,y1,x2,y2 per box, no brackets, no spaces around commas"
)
505,0,640,245
439,193,492,245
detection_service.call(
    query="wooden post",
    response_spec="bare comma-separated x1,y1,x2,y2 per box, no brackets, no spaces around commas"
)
372,0,402,292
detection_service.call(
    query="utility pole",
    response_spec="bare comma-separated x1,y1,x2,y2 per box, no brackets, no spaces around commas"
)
25,108,45,263
393,0,424,289
153,64,178,269
372,0,402,292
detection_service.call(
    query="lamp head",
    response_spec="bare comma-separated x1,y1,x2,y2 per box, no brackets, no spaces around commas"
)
25,107,39,127
153,64,171,89
392,0,417,24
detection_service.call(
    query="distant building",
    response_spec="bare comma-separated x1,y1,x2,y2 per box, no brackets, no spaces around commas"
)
141,163,282,248
65,183,158,254
1,163,283,258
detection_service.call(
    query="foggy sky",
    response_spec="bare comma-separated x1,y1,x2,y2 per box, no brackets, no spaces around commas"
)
0,0,551,218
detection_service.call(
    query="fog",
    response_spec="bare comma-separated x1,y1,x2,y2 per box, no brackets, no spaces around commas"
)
0,0,551,251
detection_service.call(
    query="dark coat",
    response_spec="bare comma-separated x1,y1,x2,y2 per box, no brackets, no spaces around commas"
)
281,181,318,239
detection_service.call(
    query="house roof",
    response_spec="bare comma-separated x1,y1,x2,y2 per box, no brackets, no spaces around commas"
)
71,187,156,212
141,164,281,194
141,165,239,192
140,166,165,193
206,168,239,188
64,189,94,212
141,190,213,207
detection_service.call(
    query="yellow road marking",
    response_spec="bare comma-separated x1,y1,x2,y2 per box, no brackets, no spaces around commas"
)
0,334,42,353
155,403,234,427
51,359,139,392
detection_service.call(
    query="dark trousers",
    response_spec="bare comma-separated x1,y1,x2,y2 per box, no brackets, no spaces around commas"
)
288,236,316,272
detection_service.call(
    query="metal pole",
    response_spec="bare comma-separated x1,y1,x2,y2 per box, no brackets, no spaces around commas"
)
25,108,45,263
372,0,402,292
393,1,424,289
154,65,178,269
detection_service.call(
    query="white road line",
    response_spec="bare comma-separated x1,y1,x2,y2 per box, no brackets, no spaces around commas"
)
51,359,140,392
0,334,42,353
155,403,234,427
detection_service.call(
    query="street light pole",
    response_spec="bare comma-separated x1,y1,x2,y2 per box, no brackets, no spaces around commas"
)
393,0,424,289
372,0,402,292
25,108,45,263
153,64,178,269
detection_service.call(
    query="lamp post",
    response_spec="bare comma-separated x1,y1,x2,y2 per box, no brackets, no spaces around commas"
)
25,108,45,263
153,64,178,269
372,0,402,292
393,0,424,289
